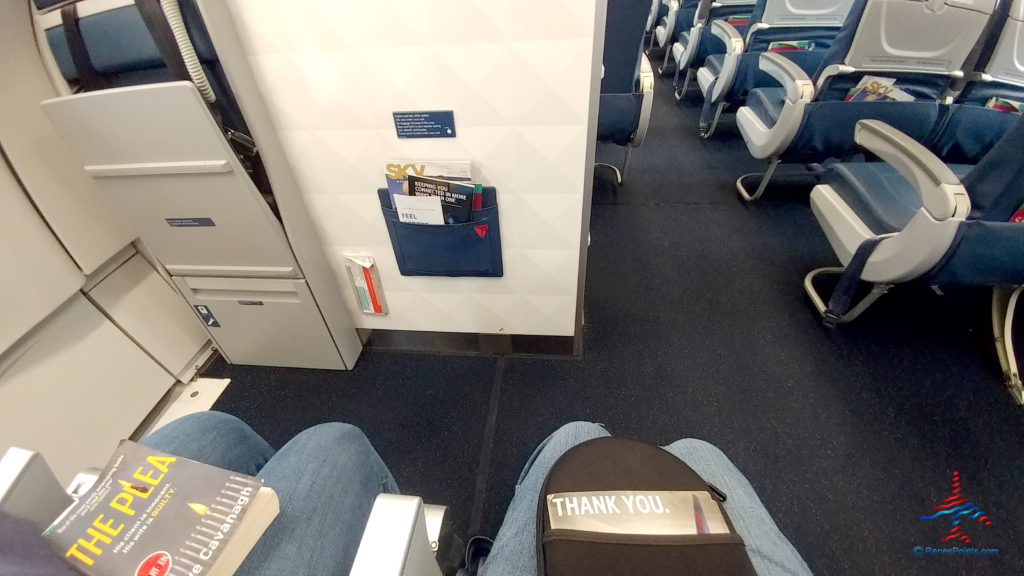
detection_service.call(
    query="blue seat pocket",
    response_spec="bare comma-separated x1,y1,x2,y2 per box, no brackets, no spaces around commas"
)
378,188,503,277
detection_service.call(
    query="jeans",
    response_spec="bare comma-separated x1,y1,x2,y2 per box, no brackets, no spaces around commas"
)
480,422,813,576
142,411,398,576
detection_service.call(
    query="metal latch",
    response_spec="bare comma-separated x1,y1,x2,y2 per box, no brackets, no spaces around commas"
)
225,128,258,158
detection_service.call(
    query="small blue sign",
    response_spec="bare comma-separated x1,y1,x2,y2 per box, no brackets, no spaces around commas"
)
393,110,456,139
193,305,220,328
167,217,215,227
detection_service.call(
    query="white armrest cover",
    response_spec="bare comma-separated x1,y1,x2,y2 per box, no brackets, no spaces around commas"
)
633,54,656,147
809,120,971,284
349,494,440,576
655,0,681,48
700,19,745,101
853,120,970,220
736,52,814,159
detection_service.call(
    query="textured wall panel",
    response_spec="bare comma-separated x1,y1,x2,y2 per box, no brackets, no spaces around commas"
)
226,0,599,335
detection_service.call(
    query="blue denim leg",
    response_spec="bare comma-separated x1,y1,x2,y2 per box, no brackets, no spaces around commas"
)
480,422,610,576
236,423,399,576
141,411,275,476
663,439,813,576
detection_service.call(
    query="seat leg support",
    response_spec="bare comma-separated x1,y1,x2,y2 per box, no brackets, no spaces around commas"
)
595,147,632,185
675,69,693,101
803,267,891,324
658,48,673,76
993,285,1024,405
736,159,780,202
700,102,727,139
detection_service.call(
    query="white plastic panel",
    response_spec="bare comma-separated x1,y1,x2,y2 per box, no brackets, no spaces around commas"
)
1012,0,1024,20
0,295,175,485
760,0,856,26
41,83,301,278
213,0,602,336
0,0,135,274
844,0,992,73
173,276,344,370
88,254,212,381
0,148,84,352
985,9,1024,85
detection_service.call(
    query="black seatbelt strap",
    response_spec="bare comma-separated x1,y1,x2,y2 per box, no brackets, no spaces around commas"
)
823,237,883,328
61,3,107,91
698,76,719,135
134,0,191,82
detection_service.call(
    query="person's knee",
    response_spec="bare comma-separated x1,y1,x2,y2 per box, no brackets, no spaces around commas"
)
292,422,369,449
665,438,718,454
553,421,606,438
146,410,250,441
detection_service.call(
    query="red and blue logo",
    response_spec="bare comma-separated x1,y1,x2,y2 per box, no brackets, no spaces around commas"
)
920,471,992,543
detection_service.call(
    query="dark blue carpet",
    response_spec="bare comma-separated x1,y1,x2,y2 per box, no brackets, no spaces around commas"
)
212,71,1024,575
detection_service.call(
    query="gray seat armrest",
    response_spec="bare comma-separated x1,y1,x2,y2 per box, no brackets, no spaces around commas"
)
853,120,971,220
349,494,444,576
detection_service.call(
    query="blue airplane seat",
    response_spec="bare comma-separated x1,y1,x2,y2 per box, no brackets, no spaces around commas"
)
694,0,857,137
650,0,700,75
36,0,249,135
821,162,974,235
734,0,997,201
597,0,656,184
930,0,1024,163
670,0,756,98
805,116,1024,327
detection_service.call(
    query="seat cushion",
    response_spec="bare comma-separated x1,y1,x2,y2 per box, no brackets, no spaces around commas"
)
823,163,974,235
745,87,787,127
703,53,725,76
597,93,644,146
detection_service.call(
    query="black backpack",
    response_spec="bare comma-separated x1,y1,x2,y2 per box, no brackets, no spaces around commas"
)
538,437,758,576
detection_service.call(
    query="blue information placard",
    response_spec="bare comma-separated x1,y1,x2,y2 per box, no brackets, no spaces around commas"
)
393,110,456,138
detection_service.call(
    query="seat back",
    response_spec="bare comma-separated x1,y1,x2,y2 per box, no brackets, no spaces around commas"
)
809,0,996,101
962,114,1024,221
842,0,995,74
745,0,857,52
602,0,652,95
930,0,1021,161
981,0,1024,85
694,0,758,26
925,115,1024,285
35,0,248,133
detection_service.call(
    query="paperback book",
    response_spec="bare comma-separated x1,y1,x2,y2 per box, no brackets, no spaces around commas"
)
45,440,278,576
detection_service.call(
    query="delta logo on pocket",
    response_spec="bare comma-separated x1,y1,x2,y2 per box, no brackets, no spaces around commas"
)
136,551,172,576
475,224,489,238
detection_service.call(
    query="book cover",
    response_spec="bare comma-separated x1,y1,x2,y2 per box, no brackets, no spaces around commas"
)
986,97,1024,113
725,14,751,25
767,40,815,52
45,440,277,576
407,175,475,224
844,76,914,102
384,160,472,206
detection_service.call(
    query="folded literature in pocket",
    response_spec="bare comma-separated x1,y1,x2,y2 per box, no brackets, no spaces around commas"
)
844,76,914,102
